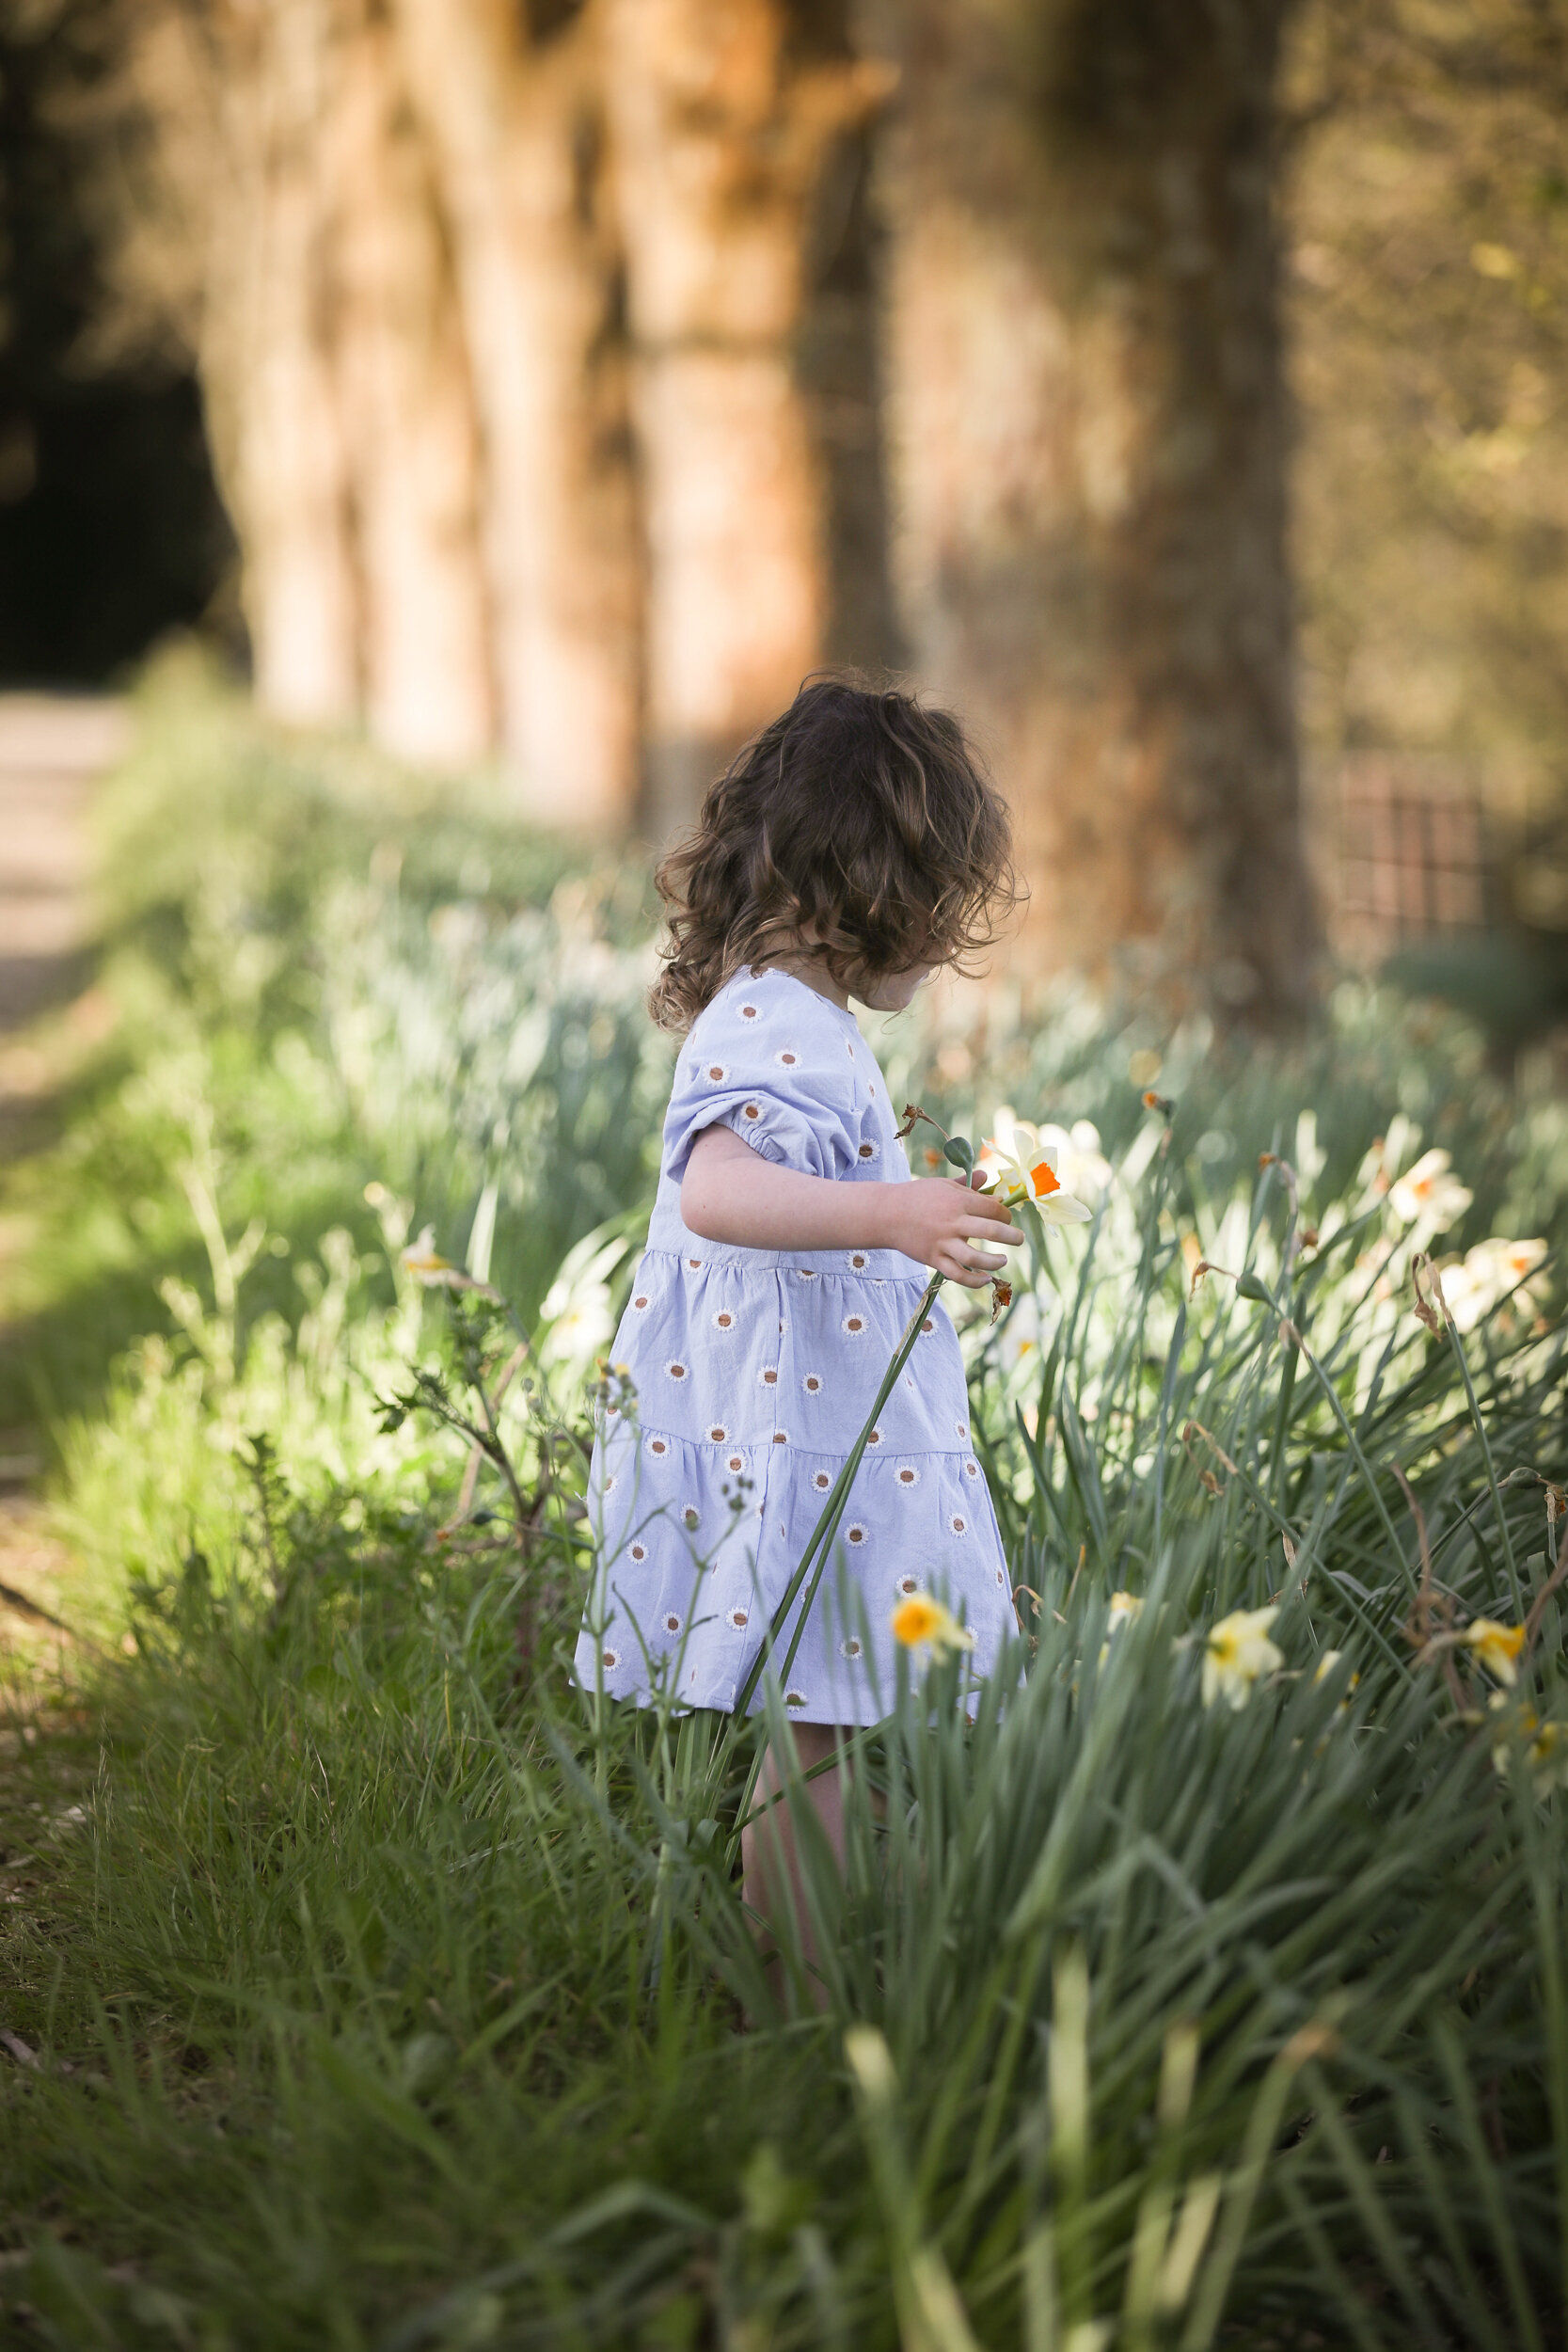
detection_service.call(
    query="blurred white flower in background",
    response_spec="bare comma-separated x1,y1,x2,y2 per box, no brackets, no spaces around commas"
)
1462,1616,1526,1687
991,1288,1047,1372
1201,1605,1284,1710
1388,1147,1472,1234
537,1228,633,1385
1437,1236,1548,1332
399,1225,498,1297
1097,1589,1145,1665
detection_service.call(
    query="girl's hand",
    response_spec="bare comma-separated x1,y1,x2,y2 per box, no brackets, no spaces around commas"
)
886,1172,1020,1289
681,1124,1019,1283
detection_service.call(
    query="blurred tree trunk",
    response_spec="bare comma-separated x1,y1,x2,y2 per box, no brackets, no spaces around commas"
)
797,122,906,681
323,0,492,767
125,0,492,762
198,0,360,726
877,0,1317,1019
391,0,641,822
605,0,889,832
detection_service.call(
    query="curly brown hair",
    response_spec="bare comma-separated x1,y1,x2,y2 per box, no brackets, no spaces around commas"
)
648,678,1021,1032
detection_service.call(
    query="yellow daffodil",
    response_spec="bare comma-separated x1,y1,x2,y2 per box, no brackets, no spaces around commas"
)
891,1594,975,1655
1462,1617,1526,1687
1200,1605,1283,1710
1527,1720,1568,1792
978,1120,1091,1225
1490,1700,1568,1791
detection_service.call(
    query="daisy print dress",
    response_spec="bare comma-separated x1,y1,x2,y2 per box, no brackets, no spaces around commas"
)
573,966,1016,1725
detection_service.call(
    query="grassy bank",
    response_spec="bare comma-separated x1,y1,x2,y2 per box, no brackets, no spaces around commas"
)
3,663,1567,2348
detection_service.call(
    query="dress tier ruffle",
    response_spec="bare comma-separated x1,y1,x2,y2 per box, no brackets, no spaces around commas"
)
573,968,1015,1724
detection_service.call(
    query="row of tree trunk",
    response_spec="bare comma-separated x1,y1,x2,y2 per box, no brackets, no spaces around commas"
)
123,0,1313,1015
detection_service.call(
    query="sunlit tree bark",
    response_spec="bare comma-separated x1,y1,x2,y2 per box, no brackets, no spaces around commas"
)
107,0,493,762
198,0,360,726
877,0,1317,1018
605,0,888,831
324,0,492,766
391,0,640,820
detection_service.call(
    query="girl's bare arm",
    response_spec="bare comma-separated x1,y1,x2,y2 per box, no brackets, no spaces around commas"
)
680,1122,1020,1289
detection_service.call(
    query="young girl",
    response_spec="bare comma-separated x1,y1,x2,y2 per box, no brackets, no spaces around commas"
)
575,678,1022,1970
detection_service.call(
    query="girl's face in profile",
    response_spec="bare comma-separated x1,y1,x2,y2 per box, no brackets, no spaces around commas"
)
855,962,935,1014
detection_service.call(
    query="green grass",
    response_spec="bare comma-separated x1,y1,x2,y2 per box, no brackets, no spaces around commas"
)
3,662,1567,2347
0,650,666,1440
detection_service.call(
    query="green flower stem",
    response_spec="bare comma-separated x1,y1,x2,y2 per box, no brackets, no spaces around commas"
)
1445,1320,1526,1621
1281,1318,1416,1590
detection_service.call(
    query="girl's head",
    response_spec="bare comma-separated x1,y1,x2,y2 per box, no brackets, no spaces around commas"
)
648,678,1020,1031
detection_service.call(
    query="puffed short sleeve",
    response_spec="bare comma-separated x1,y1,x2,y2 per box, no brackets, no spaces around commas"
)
662,976,864,1184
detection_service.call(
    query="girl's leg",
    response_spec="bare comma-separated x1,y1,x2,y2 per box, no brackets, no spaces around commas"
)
742,1721,850,2011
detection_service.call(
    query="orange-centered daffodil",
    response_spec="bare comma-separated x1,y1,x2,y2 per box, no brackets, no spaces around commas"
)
977,1120,1092,1225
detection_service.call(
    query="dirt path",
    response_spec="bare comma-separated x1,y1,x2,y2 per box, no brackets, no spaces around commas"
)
0,693,125,1017
0,693,129,1674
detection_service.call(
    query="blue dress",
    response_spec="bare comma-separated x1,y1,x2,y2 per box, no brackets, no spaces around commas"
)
573,966,1016,1724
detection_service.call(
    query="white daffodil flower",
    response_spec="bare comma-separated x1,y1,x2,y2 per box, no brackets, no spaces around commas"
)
989,1106,1111,1201
1200,1605,1283,1710
977,1118,1092,1225
1387,1148,1472,1233
1461,1616,1526,1688
1097,1589,1145,1666
1437,1237,1547,1333
399,1226,498,1295
538,1231,631,1377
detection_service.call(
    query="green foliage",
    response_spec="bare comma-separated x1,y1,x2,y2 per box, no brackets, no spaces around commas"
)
0,652,668,1437
4,674,1568,2346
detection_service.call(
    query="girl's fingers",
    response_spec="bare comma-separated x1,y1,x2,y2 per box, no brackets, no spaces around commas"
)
959,1183,1013,1227
935,1245,1004,1287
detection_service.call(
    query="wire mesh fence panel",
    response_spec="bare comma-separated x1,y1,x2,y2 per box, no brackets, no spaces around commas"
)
1331,753,1490,967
